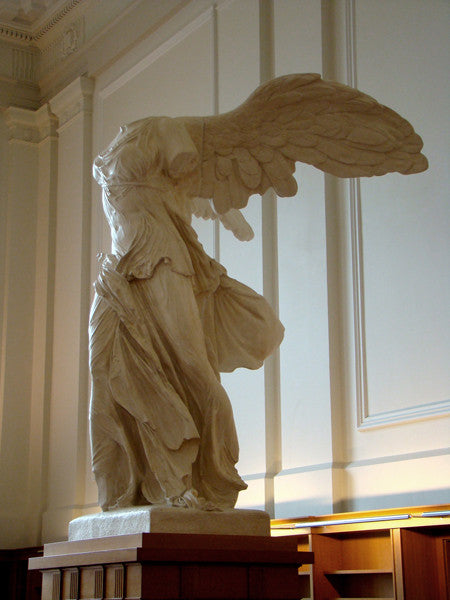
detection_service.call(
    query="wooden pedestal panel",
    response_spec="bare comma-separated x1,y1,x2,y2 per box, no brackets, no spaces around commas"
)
31,533,313,600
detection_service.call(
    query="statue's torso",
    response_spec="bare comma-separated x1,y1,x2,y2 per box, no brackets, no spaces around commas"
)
105,185,196,281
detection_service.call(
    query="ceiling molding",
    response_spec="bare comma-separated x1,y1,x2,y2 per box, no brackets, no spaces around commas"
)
0,1,84,44
0,0,192,108
0,23,33,44
34,0,84,41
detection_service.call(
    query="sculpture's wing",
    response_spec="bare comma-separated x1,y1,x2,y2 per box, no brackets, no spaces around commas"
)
180,73,428,214
191,197,254,241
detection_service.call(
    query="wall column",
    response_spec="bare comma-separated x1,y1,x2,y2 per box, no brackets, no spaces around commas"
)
42,75,95,542
0,104,57,547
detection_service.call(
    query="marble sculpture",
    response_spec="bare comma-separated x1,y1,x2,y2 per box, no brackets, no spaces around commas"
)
90,73,427,512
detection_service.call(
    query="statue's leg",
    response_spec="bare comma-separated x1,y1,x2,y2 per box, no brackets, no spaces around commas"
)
137,264,247,508
89,292,151,509
89,293,128,509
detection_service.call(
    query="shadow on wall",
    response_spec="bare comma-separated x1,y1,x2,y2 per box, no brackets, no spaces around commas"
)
344,489,450,513
275,488,449,518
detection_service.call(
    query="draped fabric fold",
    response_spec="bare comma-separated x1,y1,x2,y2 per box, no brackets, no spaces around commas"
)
89,185,283,510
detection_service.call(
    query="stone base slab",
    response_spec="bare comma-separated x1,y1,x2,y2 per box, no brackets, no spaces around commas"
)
68,506,271,540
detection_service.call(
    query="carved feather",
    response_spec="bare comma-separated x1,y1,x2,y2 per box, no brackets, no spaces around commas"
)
177,73,428,214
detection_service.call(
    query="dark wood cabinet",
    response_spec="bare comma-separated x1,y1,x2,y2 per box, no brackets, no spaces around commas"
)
272,504,450,599
0,547,43,600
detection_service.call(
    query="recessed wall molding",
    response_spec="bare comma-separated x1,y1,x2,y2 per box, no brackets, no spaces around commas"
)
345,0,450,430
357,399,450,430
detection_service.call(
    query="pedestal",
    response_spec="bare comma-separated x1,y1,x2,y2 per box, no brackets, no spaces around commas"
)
68,506,271,540
29,532,313,599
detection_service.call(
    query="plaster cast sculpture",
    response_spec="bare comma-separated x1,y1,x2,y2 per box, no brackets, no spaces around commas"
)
90,73,427,512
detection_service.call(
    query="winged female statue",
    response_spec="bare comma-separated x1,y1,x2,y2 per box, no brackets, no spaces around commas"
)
90,73,427,512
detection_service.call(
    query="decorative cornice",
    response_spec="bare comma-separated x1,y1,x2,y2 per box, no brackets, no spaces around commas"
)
0,24,33,44
0,0,84,44
34,0,85,42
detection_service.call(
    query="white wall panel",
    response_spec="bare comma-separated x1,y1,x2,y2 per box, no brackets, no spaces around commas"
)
346,452,450,512
101,21,213,129
354,0,450,422
215,0,266,496
336,0,450,509
217,0,260,111
277,169,331,467
273,0,323,76
220,194,266,482
218,206,267,482
273,0,335,516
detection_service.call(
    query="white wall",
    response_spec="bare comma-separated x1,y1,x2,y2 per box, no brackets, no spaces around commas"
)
337,0,450,511
0,0,448,546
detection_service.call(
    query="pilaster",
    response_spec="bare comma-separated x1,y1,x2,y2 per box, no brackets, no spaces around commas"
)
0,103,57,547
42,75,94,542
28,104,59,545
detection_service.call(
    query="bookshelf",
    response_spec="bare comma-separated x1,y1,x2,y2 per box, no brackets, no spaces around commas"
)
272,504,450,599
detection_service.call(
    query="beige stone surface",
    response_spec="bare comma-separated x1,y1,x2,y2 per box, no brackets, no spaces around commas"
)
89,73,428,516
68,507,270,541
